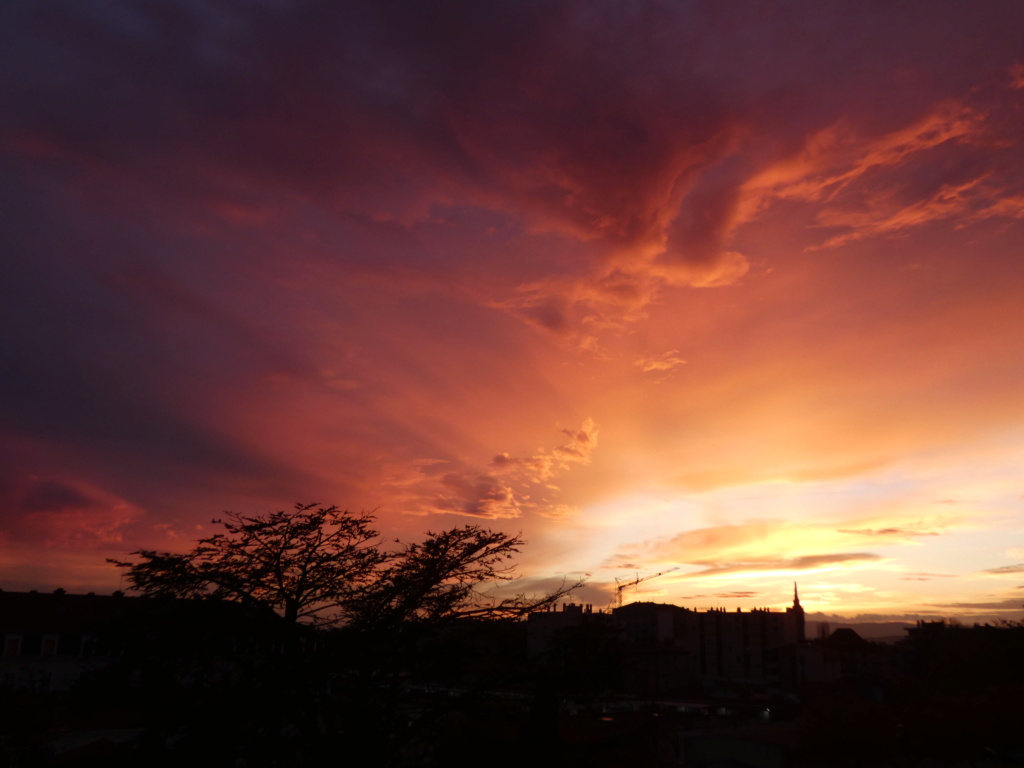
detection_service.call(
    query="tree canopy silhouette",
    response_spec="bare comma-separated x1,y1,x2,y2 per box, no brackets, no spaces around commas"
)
110,503,578,628
110,503,384,626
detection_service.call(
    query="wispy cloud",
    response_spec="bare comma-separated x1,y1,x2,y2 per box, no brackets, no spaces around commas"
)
611,514,953,570
930,597,1024,612
838,526,940,538
743,103,979,210
983,564,1024,575
679,591,761,600
812,175,1019,249
738,98,1024,252
491,418,599,484
679,553,883,580
384,420,598,520
900,572,957,581
634,350,687,374
433,472,522,519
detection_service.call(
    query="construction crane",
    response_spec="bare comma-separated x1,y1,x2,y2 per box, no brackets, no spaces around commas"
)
614,567,679,608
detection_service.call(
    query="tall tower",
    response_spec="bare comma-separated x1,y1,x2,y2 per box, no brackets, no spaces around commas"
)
786,582,806,643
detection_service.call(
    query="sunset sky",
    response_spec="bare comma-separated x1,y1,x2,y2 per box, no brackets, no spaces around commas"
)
3,1,1024,622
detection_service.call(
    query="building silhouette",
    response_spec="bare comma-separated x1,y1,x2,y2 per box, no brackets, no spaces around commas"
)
0,590,136,693
528,585,807,692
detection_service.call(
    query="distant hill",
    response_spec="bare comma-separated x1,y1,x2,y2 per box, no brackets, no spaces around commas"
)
807,620,913,644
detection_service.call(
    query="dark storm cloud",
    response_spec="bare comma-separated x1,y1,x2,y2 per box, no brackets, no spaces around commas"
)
0,472,142,547
16,479,98,513
0,172,315,489
2,7,783,248
5,0,1023,290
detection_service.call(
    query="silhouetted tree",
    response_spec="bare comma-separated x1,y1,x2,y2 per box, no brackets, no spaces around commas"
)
109,503,385,627
108,504,581,766
350,525,568,629
111,505,577,628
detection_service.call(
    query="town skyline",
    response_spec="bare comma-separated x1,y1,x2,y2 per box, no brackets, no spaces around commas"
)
2,2,1024,621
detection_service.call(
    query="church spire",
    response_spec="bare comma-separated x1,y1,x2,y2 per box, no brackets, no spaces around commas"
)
789,582,806,644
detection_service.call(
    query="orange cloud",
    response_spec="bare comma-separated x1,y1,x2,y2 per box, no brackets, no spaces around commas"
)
634,350,686,374
378,419,598,520
743,103,980,210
